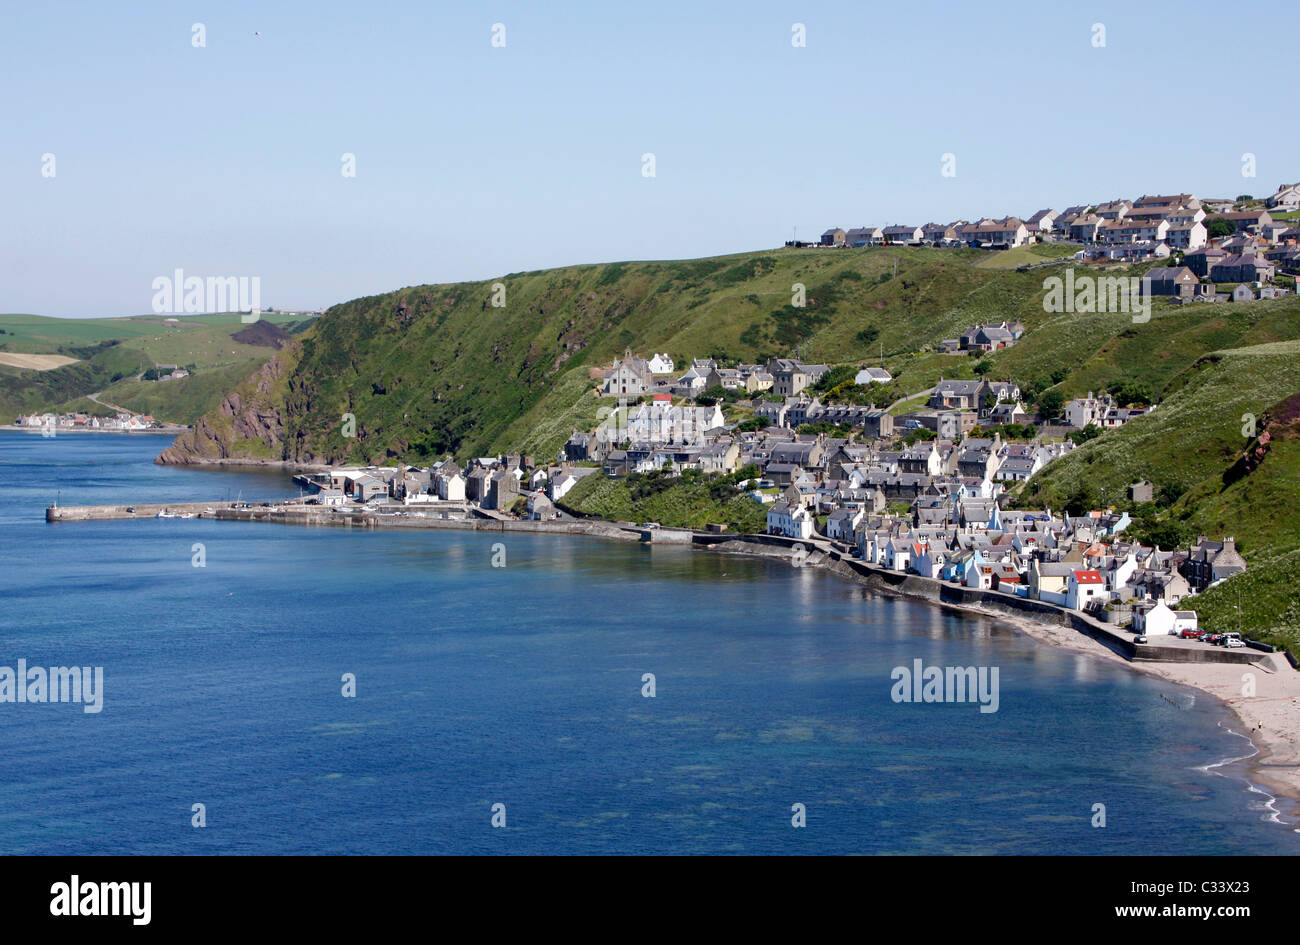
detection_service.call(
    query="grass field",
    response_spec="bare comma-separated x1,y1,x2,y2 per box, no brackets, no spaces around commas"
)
0,312,315,423
0,353,80,370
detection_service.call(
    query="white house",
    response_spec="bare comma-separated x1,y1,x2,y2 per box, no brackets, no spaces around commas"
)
885,536,912,571
674,367,710,396
1266,183,1300,212
1066,569,1106,610
766,501,813,540
911,542,945,579
966,563,995,590
854,367,892,385
1136,599,1175,635
438,472,466,502
549,471,583,502
1064,392,1110,429
1166,221,1207,250
648,353,675,374
825,507,864,542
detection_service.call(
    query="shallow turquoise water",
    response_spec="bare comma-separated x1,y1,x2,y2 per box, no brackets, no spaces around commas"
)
0,430,1295,854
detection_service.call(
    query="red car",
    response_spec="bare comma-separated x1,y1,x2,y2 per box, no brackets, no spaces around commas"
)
1179,628,1201,639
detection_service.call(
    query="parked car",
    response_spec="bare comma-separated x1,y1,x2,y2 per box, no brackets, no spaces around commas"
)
1225,638,1247,649
1206,633,1226,645
1179,628,1202,639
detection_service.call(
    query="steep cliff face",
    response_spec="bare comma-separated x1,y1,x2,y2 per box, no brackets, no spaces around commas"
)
155,348,298,465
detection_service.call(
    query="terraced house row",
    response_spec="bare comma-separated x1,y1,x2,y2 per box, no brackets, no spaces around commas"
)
805,184,1300,270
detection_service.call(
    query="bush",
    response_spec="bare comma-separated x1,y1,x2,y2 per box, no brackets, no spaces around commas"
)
1068,424,1102,445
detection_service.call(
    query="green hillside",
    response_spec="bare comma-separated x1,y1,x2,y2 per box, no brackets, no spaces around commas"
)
0,313,314,424
159,246,1076,465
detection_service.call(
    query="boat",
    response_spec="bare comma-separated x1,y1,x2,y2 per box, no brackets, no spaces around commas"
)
156,509,176,518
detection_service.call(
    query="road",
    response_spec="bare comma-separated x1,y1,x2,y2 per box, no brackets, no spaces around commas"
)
87,390,134,414
885,386,933,414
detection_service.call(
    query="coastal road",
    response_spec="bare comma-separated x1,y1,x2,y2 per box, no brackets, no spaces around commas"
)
87,390,134,414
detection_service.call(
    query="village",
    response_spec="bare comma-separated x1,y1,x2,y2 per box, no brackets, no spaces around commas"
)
279,339,1246,649
803,183,1300,303
9,410,172,433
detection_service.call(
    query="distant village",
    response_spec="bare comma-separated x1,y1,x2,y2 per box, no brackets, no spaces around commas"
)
801,183,1300,303
13,411,166,432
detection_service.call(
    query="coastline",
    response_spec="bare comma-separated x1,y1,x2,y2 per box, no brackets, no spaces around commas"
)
41,489,1300,817
698,538,1300,815
0,424,190,435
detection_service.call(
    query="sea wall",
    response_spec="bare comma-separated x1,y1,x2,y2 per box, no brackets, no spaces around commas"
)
692,534,1264,666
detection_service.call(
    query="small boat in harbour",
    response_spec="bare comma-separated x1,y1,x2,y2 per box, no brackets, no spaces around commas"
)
156,509,176,518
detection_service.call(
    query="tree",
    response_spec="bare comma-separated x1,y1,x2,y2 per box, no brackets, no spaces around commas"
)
1036,389,1065,419
695,385,727,405
1063,481,1098,516
1107,379,1153,406
971,358,993,376
813,364,857,391
856,326,880,346
1206,218,1235,239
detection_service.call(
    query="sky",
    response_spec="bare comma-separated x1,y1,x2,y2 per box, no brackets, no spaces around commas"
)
3,0,1295,316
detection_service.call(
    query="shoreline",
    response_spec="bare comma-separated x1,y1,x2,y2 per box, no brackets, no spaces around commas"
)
0,424,190,436
698,538,1300,817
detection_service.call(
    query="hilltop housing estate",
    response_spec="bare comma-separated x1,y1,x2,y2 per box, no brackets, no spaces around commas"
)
805,183,1300,302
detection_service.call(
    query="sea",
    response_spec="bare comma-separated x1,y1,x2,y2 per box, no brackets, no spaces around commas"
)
0,429,1295,854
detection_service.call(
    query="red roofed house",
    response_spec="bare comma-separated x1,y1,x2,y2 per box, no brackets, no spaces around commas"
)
1067,569,1106,611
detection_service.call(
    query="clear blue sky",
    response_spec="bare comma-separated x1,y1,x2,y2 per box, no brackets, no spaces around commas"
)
3,0,1294,316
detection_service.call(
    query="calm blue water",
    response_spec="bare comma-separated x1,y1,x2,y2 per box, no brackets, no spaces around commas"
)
0,430,1295,854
